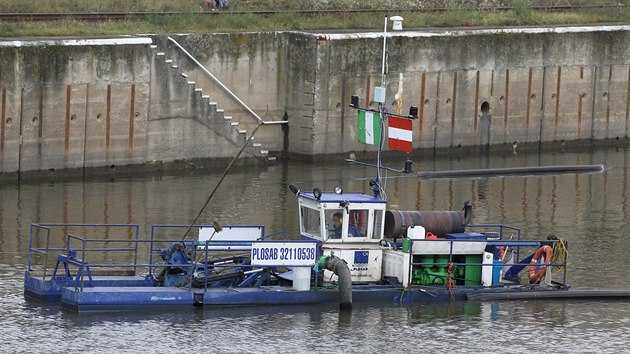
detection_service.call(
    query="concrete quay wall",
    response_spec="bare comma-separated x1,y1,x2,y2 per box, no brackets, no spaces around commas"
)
1,26,630,179
0,38,154,179
0,36,271,181
300,25,630,159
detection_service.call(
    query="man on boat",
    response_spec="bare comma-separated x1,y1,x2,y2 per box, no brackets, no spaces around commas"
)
332,212,360,238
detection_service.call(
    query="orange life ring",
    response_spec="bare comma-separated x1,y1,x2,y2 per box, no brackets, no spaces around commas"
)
527,245,553,283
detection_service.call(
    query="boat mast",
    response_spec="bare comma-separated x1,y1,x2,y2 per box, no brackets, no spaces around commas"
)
374,16,388,199
380,16,387,90
349,16,415,199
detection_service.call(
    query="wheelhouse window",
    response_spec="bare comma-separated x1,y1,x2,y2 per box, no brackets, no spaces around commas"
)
325,209,344,240
372,209,383,239
300,206,321,238
348,209,368,237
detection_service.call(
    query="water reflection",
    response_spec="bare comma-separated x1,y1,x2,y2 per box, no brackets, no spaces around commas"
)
405,300,571,327
4,149,630,287
407,302,483,323
3,148,630,352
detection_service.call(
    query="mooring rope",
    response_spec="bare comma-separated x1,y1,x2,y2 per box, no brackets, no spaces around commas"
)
447,262,455,301
551,238,568,272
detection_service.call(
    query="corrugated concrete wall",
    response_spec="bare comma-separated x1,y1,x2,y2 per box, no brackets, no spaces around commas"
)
298,25,630,159
0,38,153,180
2,26,630,179
0,36,271,181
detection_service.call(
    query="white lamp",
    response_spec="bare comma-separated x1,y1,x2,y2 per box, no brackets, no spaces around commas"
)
390,16,403,31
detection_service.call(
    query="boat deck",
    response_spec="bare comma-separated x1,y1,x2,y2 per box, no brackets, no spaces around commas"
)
24,274,150,302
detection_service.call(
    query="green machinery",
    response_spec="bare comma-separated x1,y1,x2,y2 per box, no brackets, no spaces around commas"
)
411,254,482,286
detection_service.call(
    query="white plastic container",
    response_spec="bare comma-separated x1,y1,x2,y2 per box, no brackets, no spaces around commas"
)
407,225,426,240
292,267,311,291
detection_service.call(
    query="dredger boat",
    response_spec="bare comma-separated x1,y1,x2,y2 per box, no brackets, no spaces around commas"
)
28,180,611,313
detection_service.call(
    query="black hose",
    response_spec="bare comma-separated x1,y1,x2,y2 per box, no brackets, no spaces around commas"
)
417,164,605,180
467,289,630,301
192,270,245,287
322,256,353,310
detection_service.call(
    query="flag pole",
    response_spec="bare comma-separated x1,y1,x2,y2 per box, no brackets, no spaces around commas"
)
374,16,388,199
349,15,416,198
381,16,387,87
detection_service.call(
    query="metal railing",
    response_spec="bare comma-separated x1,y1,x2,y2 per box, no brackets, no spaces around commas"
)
26,222,300,292
28,223,141,281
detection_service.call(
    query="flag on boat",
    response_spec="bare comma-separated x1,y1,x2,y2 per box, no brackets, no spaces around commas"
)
357,111,382,145
388,116,413,153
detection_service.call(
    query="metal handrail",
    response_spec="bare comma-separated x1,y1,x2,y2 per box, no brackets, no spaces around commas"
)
28,224,51,277
47,233,315,292
28,223,140,280
167,36,288,126
65,234,89,291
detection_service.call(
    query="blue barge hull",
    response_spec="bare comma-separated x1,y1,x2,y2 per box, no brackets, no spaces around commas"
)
24,273,150,302
56,283,576,313
57,285,441,312
57,286,630,313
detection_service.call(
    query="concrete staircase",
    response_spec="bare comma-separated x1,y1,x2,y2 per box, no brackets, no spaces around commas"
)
150,43,268,160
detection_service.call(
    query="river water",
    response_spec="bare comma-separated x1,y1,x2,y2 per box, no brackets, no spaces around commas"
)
1,148,630,353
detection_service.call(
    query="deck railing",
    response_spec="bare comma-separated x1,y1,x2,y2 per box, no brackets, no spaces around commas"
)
26,222,299,292
28,223,141,281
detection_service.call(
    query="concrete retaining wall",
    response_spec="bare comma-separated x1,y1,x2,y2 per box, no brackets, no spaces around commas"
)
0,38,153,179
2,25,630,179
303,25,630,159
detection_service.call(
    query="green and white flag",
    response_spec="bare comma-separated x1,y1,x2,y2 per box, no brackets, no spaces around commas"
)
358,111,382,145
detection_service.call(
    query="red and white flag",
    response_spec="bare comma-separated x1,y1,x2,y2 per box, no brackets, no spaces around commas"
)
388,116,413,153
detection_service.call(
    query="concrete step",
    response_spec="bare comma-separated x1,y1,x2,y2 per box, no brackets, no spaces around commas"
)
154,44,269,160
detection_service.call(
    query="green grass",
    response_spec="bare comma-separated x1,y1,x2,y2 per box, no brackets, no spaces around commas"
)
0,0,628,37
0,0,202,13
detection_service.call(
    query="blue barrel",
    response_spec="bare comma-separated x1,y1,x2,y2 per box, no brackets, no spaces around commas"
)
492,259,502,285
